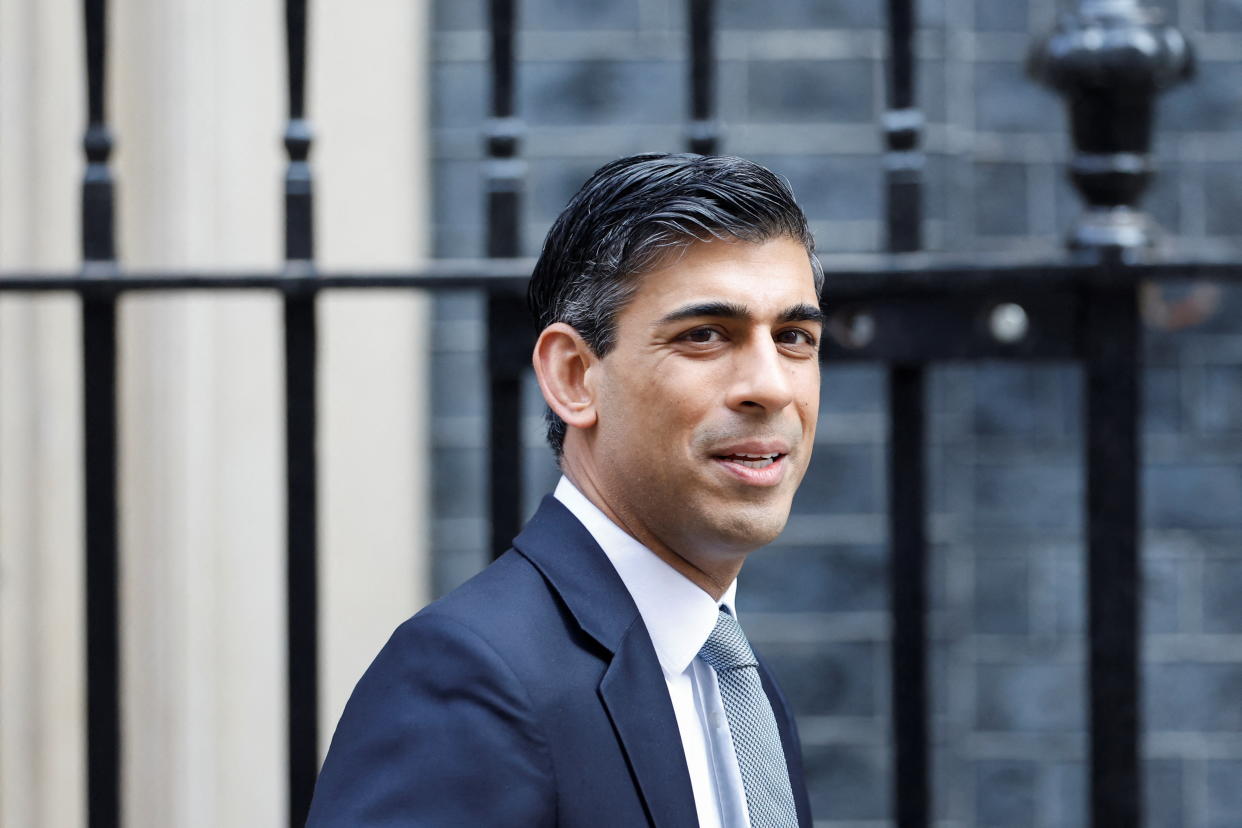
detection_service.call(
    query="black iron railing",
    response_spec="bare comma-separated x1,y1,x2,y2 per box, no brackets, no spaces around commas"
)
1,0,1239,827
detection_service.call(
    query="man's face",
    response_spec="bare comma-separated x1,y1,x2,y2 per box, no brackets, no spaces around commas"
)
582,235,821,567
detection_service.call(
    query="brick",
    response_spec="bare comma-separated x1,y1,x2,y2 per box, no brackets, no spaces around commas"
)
433,542,490,597
718,0,882,29
1197,365,1242,432
433,160,485,258
975,760,1037,828
520,60,682,126
760,641,878,717
522,445,562,518
976,662,1085,731
918,0,947,28
1050,557,1085,636
1204,162,1242,237
1146,662,1242,731
1049,762,1087,827
742,544,886,613
974,463,1083,531
976,0,1030,32
433,63,487,128
522,0,640,30
1164,63,1242,132
747,59,877,124
1143,366,1182,434
1144,465,1242,529
434,0,485,31
1145,759,1185,828
431,349,486,419
821,364,884,415
972,364,1078,437
750,154,882,222
974,61,1062,133
920,59,948,124
1203,559,1242,632
800,744,888,820
528,157,609,221
435,222,483,260
792,442,882,515
1206,0,1242,30
1205,760,1242,827
974,163,1031,236
1144,556,1183,634
521,371,547,419
435,292,484,323
974,557,1029,634
432,447,487,519
1145,160,1182,235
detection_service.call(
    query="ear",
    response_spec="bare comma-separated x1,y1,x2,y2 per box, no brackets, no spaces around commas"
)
532,323,599,431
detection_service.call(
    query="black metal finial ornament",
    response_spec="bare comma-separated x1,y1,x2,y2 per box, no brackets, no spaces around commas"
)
1029,0,1193,254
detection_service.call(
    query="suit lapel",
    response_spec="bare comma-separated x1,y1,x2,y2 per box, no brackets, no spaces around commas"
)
514,497,698,827
598,620,700,828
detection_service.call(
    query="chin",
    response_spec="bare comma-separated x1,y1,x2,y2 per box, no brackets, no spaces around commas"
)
711,506,790,552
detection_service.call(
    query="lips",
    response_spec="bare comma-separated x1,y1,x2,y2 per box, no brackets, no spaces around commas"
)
710,441,792,486
717,452,781,469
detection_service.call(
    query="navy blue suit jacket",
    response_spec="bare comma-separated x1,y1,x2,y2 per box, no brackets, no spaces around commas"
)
307,496,812,827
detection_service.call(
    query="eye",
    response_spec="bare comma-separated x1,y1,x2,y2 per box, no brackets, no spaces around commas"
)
680,327,724,344
776,328,818,348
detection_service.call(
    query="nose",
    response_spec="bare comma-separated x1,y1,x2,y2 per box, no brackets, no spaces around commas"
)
725,336,795,413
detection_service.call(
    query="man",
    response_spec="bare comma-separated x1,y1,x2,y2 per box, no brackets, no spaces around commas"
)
307,153,824,827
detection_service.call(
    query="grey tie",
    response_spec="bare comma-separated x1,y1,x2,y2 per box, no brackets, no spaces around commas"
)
698,609,799,828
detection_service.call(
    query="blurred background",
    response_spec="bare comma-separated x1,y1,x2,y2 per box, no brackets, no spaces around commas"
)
3,0,1242,825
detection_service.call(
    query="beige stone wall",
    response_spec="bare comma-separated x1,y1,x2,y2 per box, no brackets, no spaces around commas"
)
0,1,432,825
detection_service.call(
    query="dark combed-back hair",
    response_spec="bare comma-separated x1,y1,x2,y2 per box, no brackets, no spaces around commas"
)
527,152,823,458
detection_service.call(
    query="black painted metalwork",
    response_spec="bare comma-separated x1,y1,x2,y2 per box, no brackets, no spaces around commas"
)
887,363,928,828
1029,0,1193,252
1030,2,1189,823
82,1,120,825
487,0,529,559
283,0,318,824
883,0,930,825
687,0,718,154
1083,270,1143,827
884,0,922,253
10,254,1242,295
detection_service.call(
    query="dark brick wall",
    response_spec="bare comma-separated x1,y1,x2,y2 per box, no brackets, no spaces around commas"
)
428,1,1242,824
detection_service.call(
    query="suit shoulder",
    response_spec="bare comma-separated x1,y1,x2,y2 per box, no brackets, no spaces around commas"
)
414,548,554,628
385,549,572,671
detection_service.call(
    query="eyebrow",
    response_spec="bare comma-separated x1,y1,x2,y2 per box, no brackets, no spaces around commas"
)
654,300,825,327
778,303,826,325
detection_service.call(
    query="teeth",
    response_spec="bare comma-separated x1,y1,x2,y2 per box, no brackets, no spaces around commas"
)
721,452,780,469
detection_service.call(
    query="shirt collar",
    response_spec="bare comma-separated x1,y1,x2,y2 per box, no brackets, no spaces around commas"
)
554,476,737,678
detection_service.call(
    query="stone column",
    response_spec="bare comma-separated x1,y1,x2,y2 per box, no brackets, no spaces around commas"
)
0,0,431,824
0,1,86,826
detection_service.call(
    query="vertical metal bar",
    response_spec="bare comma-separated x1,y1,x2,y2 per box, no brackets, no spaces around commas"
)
81,1,120,826
1085,275,1142,827
888,364,928,828
884,0,922,253
283,0,318,824
686,0,718,154
883,0,929,825
486,0,526,559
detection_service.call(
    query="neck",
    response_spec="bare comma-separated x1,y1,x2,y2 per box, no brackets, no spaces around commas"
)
560,464,743,602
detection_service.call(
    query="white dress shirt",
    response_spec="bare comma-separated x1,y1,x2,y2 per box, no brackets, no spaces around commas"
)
554,476,751,828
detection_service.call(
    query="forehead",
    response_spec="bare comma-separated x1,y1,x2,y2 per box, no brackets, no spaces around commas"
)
623,236,818,319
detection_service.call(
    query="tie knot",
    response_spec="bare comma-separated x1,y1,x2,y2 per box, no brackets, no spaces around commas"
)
698,609,758,671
